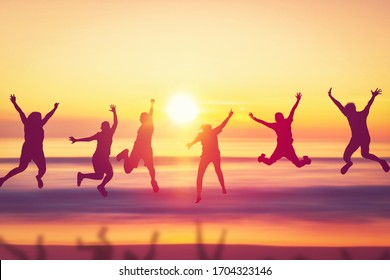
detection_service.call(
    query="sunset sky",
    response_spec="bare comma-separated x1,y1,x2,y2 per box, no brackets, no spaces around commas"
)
0,0,389,142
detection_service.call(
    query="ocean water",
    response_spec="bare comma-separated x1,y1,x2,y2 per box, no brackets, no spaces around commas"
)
0,138,389,250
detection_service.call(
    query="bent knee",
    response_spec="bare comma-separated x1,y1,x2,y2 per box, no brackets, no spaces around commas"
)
361,151,371,158
18,163,29,171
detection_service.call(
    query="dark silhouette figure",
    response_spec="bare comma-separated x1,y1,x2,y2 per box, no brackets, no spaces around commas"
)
329,88,389,174
187,110,233,203
0,95,59,189
69,105,118,197
77,227,112,260
196,222,226,260
0,235,46,260
116,99,159,192
123,231,159,260
249,93,311,168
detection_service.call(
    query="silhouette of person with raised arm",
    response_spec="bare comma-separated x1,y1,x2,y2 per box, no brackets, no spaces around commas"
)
77,227,112,260
328,87,389,174
0,95,59,189
187,110,233,203
249,93,311,168
69,105,118,197
116,99,159,192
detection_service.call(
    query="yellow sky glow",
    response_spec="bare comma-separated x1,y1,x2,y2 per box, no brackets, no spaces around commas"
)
0,0,389,140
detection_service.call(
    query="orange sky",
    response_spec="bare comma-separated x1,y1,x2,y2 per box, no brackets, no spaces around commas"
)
1,0,389,140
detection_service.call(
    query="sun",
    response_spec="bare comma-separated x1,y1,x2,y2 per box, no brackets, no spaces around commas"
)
167,94,199,124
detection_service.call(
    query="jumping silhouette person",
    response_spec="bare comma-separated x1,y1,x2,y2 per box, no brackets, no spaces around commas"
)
116,99,159,192
249,93,311,168
69,105,118,197
187,110,233,203
328,87,389,174
0,94,59,189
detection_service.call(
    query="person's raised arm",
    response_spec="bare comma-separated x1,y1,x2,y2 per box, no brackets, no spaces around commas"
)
42,103,59,125
186,134,201,150
10,94,27,124
249,112,273,129
215,109,234,132
328,87,346,115
69,133,98,144
363,88,382,113
287,92,302,120
109,104,118,132
149,99,155,118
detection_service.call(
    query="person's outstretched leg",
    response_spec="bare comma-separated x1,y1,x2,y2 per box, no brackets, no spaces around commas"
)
81,172,104,181
82,157,106,187
361,140,389,172
147,164,159,193
116,149,128,162
285,147,311,168
123,149,139,174
196,159,210,203
341,139,360,174
213,158,226,194
33,151,46,189
79,158,104,186
290,156,311,168
97,164,113,198
116,149,131,173
258,147,282,166
0,156,29,188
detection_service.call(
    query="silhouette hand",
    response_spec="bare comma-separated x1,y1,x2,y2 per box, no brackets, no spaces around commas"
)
228,109,234,116
249,112,254,119
54,103,59,109
150,99,155,104
109,104,116,113
328,87,332,97
296,92,302,100
10,94,16,103
69,136,76,144
186,143,191,150
371,88,382,97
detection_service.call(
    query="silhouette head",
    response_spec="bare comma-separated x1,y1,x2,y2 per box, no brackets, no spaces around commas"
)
275,112,284,123
200,124,212,133
27,112,42,123
345,103,356,114
140,112,151,124
101,121,110,131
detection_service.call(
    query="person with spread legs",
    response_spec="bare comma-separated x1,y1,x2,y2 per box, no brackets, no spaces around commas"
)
187,110,234,203
0,94,59,189
249,92,311,168
116,99,159,192
328,87,389,174
69,105,118,197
